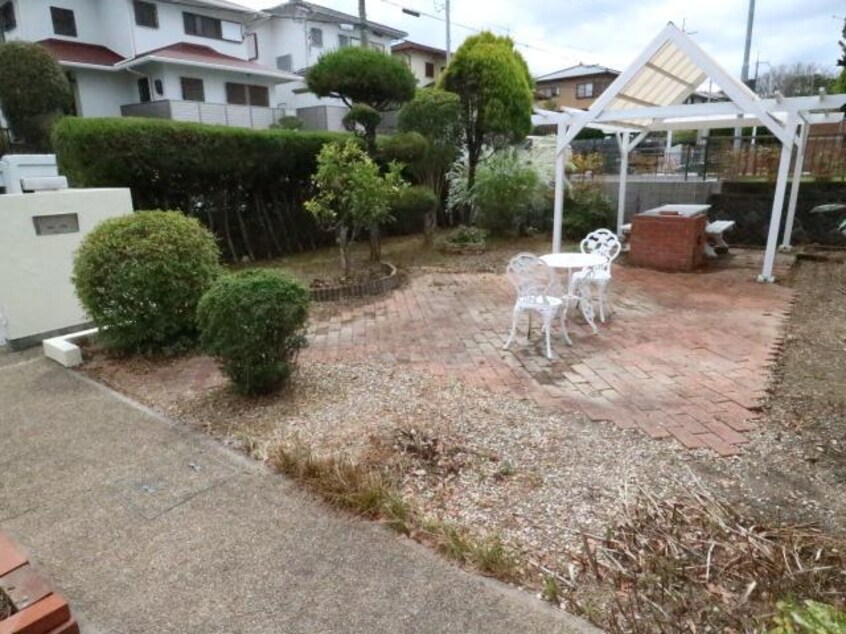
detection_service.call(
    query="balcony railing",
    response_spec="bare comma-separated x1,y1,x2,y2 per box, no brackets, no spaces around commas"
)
120,100,285,130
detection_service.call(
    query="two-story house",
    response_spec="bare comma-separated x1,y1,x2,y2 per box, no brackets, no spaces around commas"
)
251,1,407,131
534,64,620,111
0,0,300,129
391,41,447,87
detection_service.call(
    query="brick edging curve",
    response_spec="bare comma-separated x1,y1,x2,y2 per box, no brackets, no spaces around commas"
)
309,262,399,302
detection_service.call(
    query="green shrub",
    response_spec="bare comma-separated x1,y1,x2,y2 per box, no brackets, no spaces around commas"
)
52,117,349,261
770,600,846,633
271,115,304,130
343,104,382,152
390,185,438,236
197,269,310,394
561,183,614,239
0,41,72,148
73,211,221,353
376,132,427,172
447,150,543,236
446,225,486,245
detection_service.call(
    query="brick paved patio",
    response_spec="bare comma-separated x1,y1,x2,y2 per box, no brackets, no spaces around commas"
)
305,252,795,456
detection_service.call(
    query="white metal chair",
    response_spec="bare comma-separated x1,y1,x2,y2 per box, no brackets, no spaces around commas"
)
503,253,568,359
571,228,622,323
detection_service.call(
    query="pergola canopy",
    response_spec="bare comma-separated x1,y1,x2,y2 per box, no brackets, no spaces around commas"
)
533,23,846,282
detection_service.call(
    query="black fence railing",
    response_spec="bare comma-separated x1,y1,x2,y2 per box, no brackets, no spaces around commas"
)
569,133,846,182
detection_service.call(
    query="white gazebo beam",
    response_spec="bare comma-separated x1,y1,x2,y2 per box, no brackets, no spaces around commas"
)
551,120,568,253
615,131,648,237
759,115,799,282
781,119,811,248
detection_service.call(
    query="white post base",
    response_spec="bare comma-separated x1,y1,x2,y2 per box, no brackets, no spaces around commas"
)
756,274,776,284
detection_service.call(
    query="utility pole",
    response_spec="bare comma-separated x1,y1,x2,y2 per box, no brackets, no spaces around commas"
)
359,0,368,47
445,0,451,63
735,0,755,149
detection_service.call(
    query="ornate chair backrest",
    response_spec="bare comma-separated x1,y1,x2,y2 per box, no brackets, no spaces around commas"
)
580,229,622,273
506,253,556,303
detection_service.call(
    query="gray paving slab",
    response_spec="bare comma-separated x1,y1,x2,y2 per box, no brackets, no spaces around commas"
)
0,353,601,634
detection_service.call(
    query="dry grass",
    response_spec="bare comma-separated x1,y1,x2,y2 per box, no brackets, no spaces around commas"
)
559,484,846,633
267,440,521,581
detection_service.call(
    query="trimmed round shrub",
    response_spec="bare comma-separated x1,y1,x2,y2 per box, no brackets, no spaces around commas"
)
73,210,221,353
197,269,310,395
389,185,438,235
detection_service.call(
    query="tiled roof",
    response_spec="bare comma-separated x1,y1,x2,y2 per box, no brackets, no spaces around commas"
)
38,39,125,67
122,42,297,79
535,64,620,83
391,41,446,57
265,1,407,39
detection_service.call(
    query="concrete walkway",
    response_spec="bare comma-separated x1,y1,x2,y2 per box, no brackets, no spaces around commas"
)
0,351,598,634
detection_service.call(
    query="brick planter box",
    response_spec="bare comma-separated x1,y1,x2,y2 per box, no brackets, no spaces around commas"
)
0,533,77,634
309,262,399,302
629,213,707,272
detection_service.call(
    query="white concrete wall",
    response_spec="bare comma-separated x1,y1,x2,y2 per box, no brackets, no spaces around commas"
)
72,69,136,116
156,64,277,105
0,188,133,343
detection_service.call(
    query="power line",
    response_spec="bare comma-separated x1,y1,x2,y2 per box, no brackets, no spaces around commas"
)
378,0,590,64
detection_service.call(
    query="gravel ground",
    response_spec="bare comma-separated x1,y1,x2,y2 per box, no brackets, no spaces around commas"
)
80,253,846,592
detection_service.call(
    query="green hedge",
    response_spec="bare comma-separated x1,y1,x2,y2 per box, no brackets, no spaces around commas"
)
52,118,428,259
53,117,349,261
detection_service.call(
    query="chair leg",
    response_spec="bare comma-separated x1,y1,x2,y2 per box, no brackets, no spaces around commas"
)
526,311,532,341
503,309,519,350
559,307,573,346
542,314,554,359
598,284,606,323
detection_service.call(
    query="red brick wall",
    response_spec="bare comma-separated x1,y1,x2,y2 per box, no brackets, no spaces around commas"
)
629,214,707,271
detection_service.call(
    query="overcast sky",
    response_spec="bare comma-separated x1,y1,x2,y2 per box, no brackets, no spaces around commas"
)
241,0,844,79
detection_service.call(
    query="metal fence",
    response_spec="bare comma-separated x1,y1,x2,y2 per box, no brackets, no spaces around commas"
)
570,132,846,182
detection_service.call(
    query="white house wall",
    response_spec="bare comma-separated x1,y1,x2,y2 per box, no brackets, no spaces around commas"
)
395,50,446,86
71,69,136,117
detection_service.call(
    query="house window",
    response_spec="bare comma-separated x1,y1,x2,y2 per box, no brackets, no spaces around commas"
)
134,1,158,28
276,54,292,72
309,27,323,47
576,82,594,99
183,12,222,39
225,82,269,107
338,34,359,48
137,78,151,103
154,79,163,95
424,62,434,78
0,2,16,32
51,6,77,37
180,77,205,102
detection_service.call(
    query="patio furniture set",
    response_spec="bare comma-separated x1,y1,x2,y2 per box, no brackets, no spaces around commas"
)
504,228,621,359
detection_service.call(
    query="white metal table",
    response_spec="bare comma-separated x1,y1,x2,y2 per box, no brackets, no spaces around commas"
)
540,252,606,334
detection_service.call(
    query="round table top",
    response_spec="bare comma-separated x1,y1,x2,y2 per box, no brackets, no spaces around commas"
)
540,252,606,270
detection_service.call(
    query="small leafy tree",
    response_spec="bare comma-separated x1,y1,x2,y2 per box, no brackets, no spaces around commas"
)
342,103,382,154
440,32,533,222
307,46,416,147
0,42,72,148
198,269,310,395
305,140,407,275
398,88,462,245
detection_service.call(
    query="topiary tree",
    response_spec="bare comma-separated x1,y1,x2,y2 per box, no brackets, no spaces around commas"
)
197,269,310,395
440,32,533,223
305,140,407,274
398,88,462,246
0,41,72,149
306,46,416,149
342,103,382,154
73,210,221,354
390,185,439,242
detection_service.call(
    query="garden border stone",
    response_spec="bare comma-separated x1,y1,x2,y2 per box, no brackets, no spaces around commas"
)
309,262,399,302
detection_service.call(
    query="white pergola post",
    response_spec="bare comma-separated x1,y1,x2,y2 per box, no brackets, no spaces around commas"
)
616,132,631,238
781,120,810,249
551,121,568,253
759,118,798,283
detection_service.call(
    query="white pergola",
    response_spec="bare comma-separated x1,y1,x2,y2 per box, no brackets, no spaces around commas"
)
533,23,846,282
